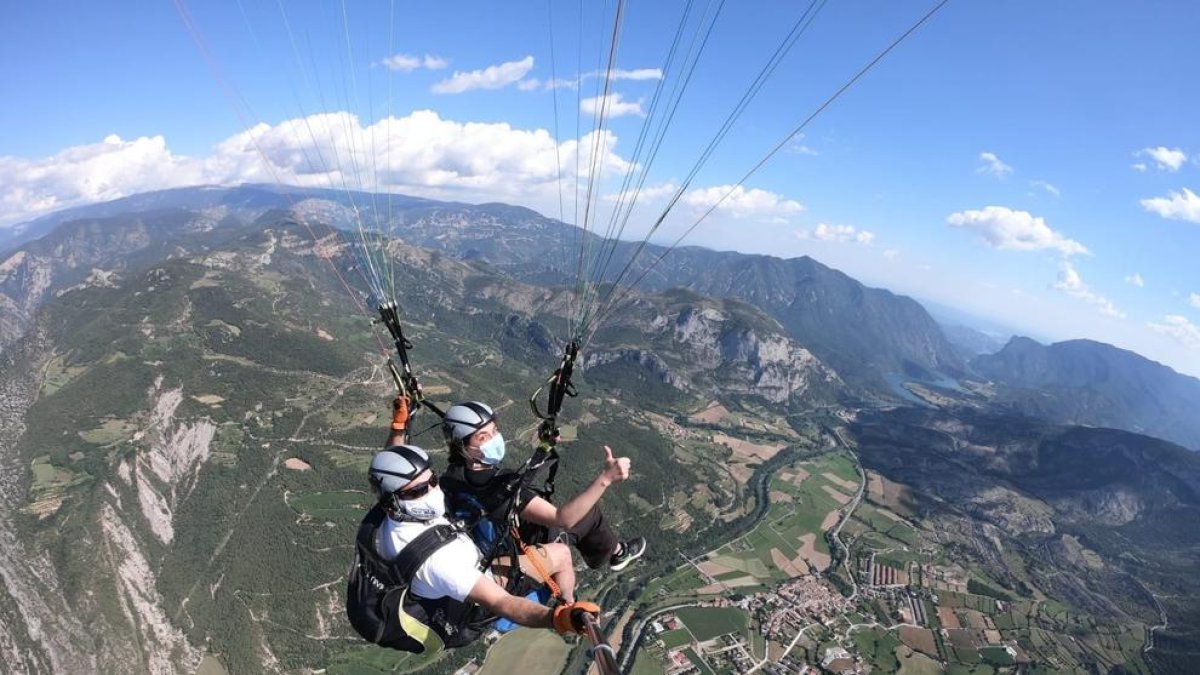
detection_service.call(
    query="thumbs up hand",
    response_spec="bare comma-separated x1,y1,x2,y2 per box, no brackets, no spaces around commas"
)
600,445,631,486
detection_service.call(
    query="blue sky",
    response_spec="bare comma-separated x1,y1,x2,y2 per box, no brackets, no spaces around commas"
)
2,1,1198,376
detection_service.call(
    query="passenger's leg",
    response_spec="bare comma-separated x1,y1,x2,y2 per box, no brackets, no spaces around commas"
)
519,542,577,604
568,506,620,569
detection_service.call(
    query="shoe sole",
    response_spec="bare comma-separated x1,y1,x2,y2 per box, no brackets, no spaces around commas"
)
609,541,646,572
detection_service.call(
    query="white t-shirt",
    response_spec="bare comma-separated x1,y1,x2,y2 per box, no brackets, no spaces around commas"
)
376,515,484,603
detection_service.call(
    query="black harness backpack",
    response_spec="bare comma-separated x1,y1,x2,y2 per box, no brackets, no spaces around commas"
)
346,505,489,652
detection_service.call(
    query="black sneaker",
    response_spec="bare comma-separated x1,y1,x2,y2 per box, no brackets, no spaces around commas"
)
609,537,646,572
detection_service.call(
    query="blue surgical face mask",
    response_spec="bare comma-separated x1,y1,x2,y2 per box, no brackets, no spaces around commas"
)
478,433,506,465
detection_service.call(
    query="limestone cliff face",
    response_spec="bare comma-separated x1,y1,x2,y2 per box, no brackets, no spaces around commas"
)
582,297,840,406
0,251,53,352
668,304,839,403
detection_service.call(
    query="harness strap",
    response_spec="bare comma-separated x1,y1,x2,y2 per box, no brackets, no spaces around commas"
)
392,524,458,583
510,526,562,601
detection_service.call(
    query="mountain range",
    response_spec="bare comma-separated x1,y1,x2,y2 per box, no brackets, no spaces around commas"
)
1,184,1199,673
974,336,1200,451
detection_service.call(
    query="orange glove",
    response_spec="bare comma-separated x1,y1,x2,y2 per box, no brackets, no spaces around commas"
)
552,601,601,635
391,396,411,432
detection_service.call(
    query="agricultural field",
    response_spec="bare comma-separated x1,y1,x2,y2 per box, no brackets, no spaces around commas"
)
287,490,370,523
852,628,903,672
325,643,444,675
22,455,91,518
675,607,749,642
478,629,568,675
682,450,858,595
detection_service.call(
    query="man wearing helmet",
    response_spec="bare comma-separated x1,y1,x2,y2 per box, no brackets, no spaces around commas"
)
432,400,646,574
365,442,600,644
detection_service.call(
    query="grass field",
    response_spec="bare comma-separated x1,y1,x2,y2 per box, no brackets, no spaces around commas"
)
195,655,230,675
896,646,942,675
326,448,374,470
326,643,443,674
683,647,716,675
853,628,902,672
629,652,667,675
40,357,88,397
290,490,370,522
979,646,1015,666
479,628,569,675
78,418,138,445
676,607,748,642
30,456,84,491
660,629,694,649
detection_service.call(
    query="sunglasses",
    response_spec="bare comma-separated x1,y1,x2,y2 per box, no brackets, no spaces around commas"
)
398,473,438,499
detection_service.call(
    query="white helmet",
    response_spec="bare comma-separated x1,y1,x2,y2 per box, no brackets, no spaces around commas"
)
368,445,431,499
441,401,496,449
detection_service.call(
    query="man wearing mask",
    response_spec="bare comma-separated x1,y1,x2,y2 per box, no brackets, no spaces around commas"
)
364,442,600,647
429,400,646,573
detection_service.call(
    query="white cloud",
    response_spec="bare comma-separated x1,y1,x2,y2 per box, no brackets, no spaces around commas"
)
882,249,900,260
602,182,680,204
1148,315,1200,351
796,223,874,245
381,53,448,72
1029,180,1060,196
580,93,645,119
787,135,817,156
609,68,662,81
1052,261,1125,319
947,206,1089,257
0,110,637,227
1190,292,1200,309
1140,188,1200,224
431,56,535,94
1125,273,1145,288
976,151,1013,178
1137,146,1187,172
0,134,205,224
1132,163,1148,172
519,67,663,92
683,185,804,220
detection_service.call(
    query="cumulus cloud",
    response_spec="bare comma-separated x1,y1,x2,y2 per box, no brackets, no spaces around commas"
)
602,182,680,204
682,185,804,220
0,110,636,227
1149,315,1200,351
976,151,1013,178
381,53,448,72
1132,163,1148,172
799,223,875,245
1137,146,1187,172
947,206,1089,257
431,56,534,94
0,134,205,224
1125,273,1145,288
580,93,645,118
1029,180,1060,196
1140,188,1200,223
1190,292,1200,309
1052,262,1125,319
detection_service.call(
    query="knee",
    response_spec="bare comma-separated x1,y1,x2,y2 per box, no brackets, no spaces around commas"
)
546,542,574,571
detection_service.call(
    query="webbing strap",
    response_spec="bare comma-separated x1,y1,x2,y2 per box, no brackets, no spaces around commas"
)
510,526,562,601
392,524,458,583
